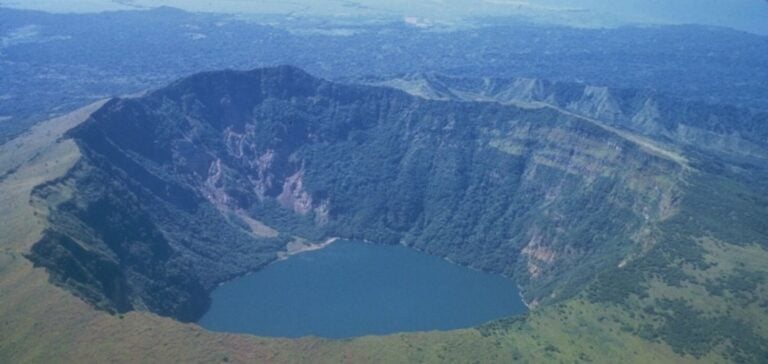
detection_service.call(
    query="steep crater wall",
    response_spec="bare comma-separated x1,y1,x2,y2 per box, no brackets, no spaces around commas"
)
27,66,686,321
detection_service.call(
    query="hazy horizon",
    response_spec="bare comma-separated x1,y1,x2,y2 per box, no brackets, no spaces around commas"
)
2,0,768,34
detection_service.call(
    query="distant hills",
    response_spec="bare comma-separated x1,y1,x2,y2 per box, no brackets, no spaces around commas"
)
4,1,768,35
3,7,768,144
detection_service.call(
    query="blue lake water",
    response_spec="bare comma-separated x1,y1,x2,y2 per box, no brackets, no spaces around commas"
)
198,240,526,338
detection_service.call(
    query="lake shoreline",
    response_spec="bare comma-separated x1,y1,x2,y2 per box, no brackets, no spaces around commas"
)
276,236,339,260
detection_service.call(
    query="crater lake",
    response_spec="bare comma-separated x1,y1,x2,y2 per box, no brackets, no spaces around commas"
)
198,240,527,338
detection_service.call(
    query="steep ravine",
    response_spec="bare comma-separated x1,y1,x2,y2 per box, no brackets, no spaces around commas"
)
27,66,687,322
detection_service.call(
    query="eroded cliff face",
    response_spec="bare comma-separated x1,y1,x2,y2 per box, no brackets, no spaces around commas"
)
28,66,689,320
367,73,768,164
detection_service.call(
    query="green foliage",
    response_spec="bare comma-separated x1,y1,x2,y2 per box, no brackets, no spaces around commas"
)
23,66,768,364
669,166,768,248
652,299,767,362
31,66,684,323
587,167,768,361
477,315,527,337
705,269,766,304
29,156,285,321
